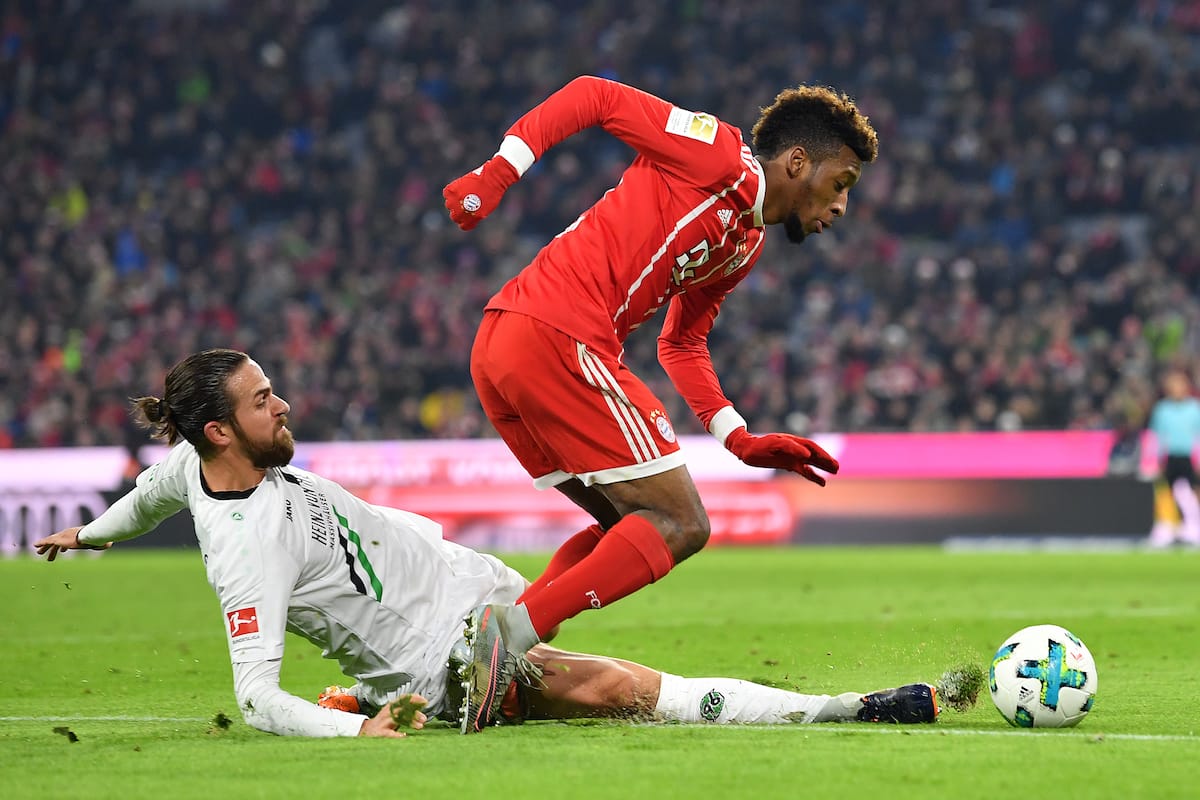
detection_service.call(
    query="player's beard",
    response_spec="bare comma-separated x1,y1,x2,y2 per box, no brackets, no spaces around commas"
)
784,213,808,243
232,418,295,469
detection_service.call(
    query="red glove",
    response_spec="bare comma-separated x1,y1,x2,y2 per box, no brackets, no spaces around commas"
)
443,156,520,231
725,427,840,486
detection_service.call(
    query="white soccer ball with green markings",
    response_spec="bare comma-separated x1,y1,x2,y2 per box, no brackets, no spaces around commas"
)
989,624,1097,728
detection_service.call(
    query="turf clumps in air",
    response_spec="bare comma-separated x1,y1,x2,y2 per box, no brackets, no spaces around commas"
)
387,695,427,728
207,711,233,734
936,662,986,712
52,726,79,743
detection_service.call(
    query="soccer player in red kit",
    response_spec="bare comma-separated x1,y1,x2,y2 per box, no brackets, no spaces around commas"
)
443,75,878,731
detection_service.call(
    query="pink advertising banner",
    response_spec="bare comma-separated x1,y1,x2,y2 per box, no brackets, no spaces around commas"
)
822,429,1152,479
0,430,1154,554
134,429,1146,547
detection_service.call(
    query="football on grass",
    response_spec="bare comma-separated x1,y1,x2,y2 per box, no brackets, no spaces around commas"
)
989,624,1097,728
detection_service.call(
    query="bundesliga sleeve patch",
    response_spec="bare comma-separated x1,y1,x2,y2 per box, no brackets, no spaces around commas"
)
665,107,718,144
226,607,260,639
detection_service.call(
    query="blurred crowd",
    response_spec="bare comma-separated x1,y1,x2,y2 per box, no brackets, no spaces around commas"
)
2,0,1199,448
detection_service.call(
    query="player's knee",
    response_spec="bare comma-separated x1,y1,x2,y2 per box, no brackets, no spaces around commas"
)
675,512,710,559
630,497,710,562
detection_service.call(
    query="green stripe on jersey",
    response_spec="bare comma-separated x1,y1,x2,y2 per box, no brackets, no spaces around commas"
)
332,506,383,602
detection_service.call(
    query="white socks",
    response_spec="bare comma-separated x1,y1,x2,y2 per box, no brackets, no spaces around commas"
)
653,673,863,724
495,603,541,653
1172,479,1200,544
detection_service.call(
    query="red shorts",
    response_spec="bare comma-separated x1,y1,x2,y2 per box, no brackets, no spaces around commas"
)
471,310,685,488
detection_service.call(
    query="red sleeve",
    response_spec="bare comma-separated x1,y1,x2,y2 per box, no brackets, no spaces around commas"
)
657,269,751,430
507,76,741,186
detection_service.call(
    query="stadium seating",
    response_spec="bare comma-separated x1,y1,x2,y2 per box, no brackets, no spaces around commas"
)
2,0,1197,446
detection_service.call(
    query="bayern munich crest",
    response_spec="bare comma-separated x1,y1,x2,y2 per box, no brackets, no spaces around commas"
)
462,193,482,213
650,410,676,443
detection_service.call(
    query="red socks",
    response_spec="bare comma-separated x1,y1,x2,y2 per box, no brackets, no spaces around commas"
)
519,524,606,602
522,514,675,640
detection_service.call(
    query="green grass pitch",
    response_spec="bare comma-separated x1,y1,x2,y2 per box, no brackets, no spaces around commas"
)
2,545,1197,798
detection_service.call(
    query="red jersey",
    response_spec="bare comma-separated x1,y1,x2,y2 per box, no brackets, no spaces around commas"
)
485,76,766,429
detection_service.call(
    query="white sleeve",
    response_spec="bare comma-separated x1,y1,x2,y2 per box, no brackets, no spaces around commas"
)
232,659,366,737
77,448,190,545
215,513,301,665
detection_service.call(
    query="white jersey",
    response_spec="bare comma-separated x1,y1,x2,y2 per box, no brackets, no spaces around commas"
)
79,444,525,736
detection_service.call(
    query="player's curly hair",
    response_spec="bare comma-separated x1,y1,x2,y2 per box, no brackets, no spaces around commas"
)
752,86,878,164
131,348,248,459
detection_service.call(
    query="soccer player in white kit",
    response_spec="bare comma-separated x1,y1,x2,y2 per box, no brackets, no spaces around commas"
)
36,349,940,737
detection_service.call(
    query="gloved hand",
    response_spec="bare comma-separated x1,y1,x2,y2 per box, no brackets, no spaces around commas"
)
443,156,520,231
724,427,840,486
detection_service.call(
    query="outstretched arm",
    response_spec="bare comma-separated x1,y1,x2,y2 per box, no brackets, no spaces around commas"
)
444,75,739,229
34,526,112,561
35,453,190,556
78,475,188,545
502,75,738,182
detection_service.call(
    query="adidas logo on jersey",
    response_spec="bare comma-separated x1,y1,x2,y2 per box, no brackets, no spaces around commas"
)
717,208,734,227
